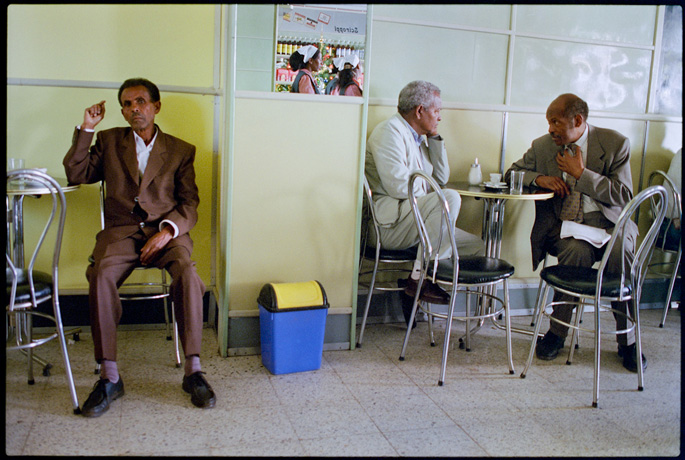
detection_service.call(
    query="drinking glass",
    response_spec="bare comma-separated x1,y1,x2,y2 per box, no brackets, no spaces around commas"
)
510,171,524,195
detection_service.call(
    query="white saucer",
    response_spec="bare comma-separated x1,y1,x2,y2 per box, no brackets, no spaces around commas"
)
482,182,508,189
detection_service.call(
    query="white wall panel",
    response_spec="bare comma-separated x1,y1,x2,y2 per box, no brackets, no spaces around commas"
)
374,4,511,30
369,21,508,104
516,5,657,46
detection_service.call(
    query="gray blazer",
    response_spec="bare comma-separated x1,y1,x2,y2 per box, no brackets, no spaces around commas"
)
505,124,637,270
365,113,450,227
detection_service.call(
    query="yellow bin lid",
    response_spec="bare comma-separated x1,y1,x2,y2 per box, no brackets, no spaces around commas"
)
257,280,329,311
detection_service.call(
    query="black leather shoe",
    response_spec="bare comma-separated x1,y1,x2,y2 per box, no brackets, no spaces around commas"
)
536,331,565,361
81,378,125,418
404,277,451,305
618,344,647,373
182,372,216,409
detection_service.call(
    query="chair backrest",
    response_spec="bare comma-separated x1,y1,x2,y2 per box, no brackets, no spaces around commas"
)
408,170,456,279
6,169,67,310
648,170,681,251
361,176,379,250
598,184,669,303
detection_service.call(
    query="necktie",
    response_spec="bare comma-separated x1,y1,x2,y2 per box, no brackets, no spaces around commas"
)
559,143,583,222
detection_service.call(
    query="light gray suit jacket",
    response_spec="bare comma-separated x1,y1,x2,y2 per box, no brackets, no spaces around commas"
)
505,124,637,270
365,113,450,227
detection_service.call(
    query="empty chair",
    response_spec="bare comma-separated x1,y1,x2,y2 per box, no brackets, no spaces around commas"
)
399,170,515,386
357,176,417,347
90,181,180,372
647,170,681,327
521,185,669,407
6,169,80,414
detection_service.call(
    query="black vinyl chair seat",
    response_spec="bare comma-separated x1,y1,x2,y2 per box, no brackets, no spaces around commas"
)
541,265,631,298
6,269,53,304
429,256,515,285
362,245,418,261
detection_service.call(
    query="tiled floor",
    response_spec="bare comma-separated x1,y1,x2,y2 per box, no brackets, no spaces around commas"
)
5,307,681,456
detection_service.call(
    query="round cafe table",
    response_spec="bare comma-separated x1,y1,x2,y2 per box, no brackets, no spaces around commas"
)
446,181,553,259
7,176,80,269
445,181,554,338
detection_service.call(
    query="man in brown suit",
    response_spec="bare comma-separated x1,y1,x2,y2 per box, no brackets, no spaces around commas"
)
505,93,645,373
64,78,215,417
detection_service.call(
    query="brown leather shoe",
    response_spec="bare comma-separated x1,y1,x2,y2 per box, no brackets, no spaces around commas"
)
404,277,451,305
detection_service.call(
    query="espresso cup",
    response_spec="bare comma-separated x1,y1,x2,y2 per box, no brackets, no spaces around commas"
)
489,173,502,184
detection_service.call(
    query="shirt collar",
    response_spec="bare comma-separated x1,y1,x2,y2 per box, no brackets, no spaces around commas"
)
571,124,589,151
398,114,425,147
133,127,158,152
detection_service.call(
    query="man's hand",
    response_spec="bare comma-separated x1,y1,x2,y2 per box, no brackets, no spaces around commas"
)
535,175,571,198
556,144,584,180
82,101,106,130
140,226,174,265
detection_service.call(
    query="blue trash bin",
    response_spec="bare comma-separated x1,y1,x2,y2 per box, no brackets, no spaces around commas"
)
257,281,329,375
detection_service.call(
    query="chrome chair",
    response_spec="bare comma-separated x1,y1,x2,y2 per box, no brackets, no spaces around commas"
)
6,169,80,414
647,170,681,327
90,181,181,372
399,170,515,385
521,185,669,407
356,176,417,347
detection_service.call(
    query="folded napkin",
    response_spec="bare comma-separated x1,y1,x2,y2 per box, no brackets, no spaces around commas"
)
560,221,611,248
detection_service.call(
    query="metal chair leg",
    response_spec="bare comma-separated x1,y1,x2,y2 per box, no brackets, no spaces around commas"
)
399,274,424,361
503,279,514,374
592,299,601,408
426,301,436,347
521,283,550,378
161,270,172,341
659,250,681,327
171,303,181,368
356,254,380,348
438,284,460,386
566,301,585,364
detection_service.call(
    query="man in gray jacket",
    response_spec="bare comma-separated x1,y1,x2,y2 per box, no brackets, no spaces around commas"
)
365,80,484,305
505,93,644,372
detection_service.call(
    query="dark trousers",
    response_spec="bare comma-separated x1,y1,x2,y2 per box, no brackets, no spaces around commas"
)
545,212,636,346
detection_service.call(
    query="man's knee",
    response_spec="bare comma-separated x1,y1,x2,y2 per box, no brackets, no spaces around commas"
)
556,238,595,266
442,189,462,218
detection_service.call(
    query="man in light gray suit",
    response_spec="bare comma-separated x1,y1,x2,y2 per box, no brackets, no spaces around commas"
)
365,81,484,305
505,93,645,372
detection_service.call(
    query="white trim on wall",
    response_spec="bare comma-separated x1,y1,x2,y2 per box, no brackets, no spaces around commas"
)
373,14,658,51
6,77,222,96
367,98,682,123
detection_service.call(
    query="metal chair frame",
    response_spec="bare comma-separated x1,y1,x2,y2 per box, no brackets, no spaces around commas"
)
356,176,416,347
399,170,515,386
521,185,669,407
647,170,681,327
6,169,80,414
92,181,181,372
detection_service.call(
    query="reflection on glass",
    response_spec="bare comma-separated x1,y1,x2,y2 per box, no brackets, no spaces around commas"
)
511,38,651,113
655,5,683,116
274,4,366,95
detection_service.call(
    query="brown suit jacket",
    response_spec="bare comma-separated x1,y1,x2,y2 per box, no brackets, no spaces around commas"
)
505,124,637,271
63,125,199,254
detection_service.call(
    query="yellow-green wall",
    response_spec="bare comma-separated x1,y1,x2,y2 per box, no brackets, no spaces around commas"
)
7,5,216,289
7,4,682,357
229,96,362,312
